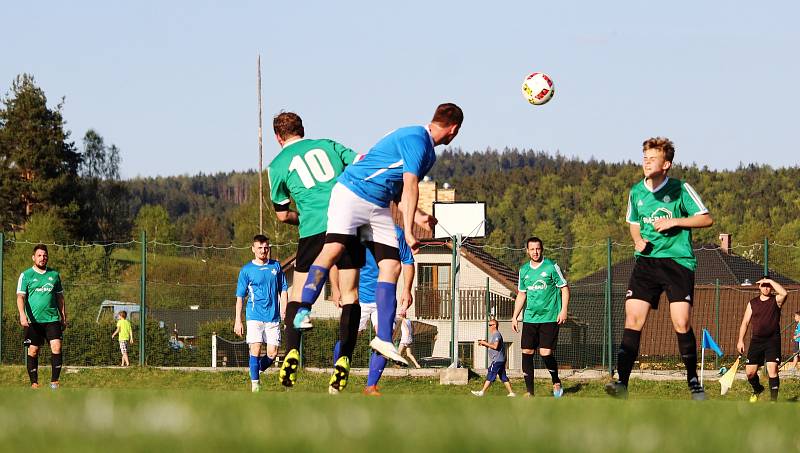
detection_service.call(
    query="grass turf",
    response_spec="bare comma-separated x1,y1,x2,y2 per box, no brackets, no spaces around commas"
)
1,366,799,452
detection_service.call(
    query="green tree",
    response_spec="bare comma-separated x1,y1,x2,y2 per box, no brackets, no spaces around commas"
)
0,74,80,232
133,205,173,242
77,129,130,241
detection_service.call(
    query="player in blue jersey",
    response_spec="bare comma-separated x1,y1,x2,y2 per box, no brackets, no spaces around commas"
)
234,234,288,392
281,103,463,391
331,226,415,396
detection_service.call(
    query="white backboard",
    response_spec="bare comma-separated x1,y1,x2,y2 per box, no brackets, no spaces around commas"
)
433,202,486,239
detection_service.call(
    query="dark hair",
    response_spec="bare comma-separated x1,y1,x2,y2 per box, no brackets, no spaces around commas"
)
33,244,48,254
642,137,675,162
794,311,800,316
253,234,270,244
273,111,305,140
431,103,463,126
119,310,127,319
526,236,543,249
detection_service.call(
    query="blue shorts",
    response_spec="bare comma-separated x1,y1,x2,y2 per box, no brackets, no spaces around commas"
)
486,361,508,383
794,340,800,354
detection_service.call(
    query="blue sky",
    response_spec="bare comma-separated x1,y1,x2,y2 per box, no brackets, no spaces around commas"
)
2,1,798,178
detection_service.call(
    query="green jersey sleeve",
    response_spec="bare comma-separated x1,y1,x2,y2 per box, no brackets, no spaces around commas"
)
267,166,291,206
679,182,708,216
330,140,359,166
551,263,567,288
626,189,639,224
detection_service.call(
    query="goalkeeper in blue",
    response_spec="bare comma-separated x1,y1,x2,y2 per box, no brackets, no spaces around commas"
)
332,226,415,395
285,103,463,392
234,235,288,392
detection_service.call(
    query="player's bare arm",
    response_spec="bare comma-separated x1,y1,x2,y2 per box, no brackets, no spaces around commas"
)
511,291,526,333
557,285,570,325
234,296,244,337
479,340,500,350
759,278,788,306
57,293,67,329
398,263,415,316
280,291,288,321
653,212,713,233
737,303,753,354
275,209,300,226
16,293,29,327
629,223,649,252
400,172,422,251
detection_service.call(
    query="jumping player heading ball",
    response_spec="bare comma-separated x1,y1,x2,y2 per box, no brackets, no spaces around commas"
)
606,137,713,400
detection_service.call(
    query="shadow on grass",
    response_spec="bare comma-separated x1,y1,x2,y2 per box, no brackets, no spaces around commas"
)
564,383,584,394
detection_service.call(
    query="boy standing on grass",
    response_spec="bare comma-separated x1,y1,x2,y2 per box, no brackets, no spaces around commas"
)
111,310,133,367
472,319,515,397
606,137,713,400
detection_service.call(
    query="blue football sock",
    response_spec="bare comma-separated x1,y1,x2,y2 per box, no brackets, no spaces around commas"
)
333,340,342,365
376,281,397,342
249,355,260,381
301,265,329,304
366,351,387,387
259,355,274,372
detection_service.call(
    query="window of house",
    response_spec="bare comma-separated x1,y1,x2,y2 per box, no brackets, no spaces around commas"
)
418,263,451,289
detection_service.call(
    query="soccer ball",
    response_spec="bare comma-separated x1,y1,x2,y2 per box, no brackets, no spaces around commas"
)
522,72,554,106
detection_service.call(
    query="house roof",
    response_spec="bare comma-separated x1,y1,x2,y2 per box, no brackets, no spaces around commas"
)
575,245,798,286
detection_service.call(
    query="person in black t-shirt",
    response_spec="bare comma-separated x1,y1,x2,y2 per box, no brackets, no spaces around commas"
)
737,277,788,402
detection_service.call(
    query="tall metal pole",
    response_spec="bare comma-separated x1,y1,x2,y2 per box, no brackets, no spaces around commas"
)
715,278,720,369
606,238,613,376
140,230,147,366
449,235,458,367
257,54,264,234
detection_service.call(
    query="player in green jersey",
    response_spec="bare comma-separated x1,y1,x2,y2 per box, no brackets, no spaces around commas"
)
606,137,713,400
512,237,570,398
16,244,67,389
268,112,365,391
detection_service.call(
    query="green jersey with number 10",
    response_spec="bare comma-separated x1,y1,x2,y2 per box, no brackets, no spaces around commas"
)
626,177,709,271
268,138,359,238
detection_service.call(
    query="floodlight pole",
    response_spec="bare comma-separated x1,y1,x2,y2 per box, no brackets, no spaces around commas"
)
257,54,264,234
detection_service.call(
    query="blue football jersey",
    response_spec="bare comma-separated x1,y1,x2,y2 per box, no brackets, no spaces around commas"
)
359,226,415,303
235,259,287,323
338,126,436,207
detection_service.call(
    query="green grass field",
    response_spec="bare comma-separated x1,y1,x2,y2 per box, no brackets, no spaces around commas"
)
1,367,799,452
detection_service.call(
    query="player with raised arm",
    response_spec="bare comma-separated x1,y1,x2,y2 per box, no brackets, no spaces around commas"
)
606,137,713,400
267,112,365,389
234,235,288,392
737,277,789,402
285,103,463,393
511,237,570,398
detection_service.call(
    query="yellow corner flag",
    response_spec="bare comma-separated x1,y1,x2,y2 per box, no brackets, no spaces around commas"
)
719,356,741,395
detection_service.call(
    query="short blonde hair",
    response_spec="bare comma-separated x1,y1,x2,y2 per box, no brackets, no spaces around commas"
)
642,137,675,162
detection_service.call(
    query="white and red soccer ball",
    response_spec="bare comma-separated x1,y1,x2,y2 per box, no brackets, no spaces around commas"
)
522,72,554,106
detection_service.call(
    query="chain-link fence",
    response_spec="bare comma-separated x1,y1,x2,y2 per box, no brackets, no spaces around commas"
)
2,233,799,373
